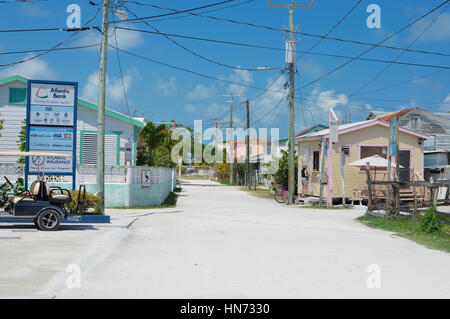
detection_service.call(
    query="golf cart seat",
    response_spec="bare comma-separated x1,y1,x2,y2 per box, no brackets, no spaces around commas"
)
11,196,34,204
48,186,72,204
8,181,40,205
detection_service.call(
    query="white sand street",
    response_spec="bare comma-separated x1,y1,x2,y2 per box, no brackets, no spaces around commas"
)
54,179,449,299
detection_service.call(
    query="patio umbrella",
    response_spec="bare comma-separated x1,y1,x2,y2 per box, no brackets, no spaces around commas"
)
349,155,403,180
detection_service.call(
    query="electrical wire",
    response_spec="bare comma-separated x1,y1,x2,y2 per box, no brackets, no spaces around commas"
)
124,0,256,23
0,7,101,67
348,3,449,98
122,6,266,72
140,2,450,58
114,26,450,70
109,45,286,94
297,0,363,62
298,0,450,90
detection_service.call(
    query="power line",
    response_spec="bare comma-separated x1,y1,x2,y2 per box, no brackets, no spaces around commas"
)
355,69,448,96
122,6,265,72
0,7,101,67
348,3,449,98
142,2,450,58
0,0,235,33
124,0,256,23
298,0,450,90
114,0,236,24
110,45,286,94
297,0,363,62
114,26,450,70
0,43,99,55
112,19,136,140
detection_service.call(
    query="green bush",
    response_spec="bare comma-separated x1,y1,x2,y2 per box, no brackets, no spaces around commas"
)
0,178,25,208
66,190,102,215
420,206,441,233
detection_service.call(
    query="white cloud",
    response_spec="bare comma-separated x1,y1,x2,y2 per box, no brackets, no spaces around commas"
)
82,68,136,104
0,57,57,79
409,12,450,42
440,94,450,112
222,68,254,96
77,24,143,50
186,84,216,100
156,76,177,97
251,75,288,126
294,85,352,131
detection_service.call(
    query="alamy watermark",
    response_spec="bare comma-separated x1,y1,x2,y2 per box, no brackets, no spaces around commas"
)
66,263,81,289
366,4,381,29
366,264,381,289
170,120,280,173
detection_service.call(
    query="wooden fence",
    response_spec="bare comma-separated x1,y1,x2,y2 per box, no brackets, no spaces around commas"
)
365,164,450,213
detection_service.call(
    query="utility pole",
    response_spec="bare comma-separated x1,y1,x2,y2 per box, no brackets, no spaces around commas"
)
395,116,400,212
223,94,239,185
97,0,109,214
246,100,251,190
210,118,221,180
269,0,314,204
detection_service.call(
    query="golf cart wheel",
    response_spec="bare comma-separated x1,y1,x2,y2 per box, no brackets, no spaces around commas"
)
36,210,61,231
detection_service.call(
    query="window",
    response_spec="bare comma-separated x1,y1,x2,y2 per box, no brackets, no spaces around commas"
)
313,151,320,171
360,146,387,159
410,116,419,130
81,131,119,165
9,88,27,104
360,146,387,172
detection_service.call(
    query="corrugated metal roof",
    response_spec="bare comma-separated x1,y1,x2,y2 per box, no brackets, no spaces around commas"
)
377,107,416,121
297,119,378,139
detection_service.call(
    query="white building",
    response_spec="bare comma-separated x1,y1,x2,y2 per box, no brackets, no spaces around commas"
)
0,74,145,166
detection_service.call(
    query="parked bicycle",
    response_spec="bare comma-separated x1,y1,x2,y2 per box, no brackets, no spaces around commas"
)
273,186,288,203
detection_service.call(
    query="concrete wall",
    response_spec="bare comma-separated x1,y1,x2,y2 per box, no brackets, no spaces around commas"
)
50,168,176,208
297,124,424,199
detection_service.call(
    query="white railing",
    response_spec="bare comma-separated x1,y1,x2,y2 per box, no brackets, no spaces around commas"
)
0,163,175,186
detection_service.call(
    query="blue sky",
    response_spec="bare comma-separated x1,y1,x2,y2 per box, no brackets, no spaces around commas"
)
0,0,449,138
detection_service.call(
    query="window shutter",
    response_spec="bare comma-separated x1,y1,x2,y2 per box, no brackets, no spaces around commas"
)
82,132,118,165
9,88,27,104
105,134,118,165
82,132,98,165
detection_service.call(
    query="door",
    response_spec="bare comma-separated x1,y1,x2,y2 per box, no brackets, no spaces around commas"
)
399,150,411,182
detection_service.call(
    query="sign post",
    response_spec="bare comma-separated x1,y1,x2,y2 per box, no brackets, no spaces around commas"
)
25,80,78,190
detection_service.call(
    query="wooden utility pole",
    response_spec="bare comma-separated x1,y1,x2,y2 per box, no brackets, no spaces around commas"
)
395,117,400,211
96,0,110,214
269,0,314,204
210,118,221,180
223,94,239,185
246,100,251,190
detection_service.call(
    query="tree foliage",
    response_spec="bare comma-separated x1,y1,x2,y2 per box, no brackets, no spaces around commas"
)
273,150,298,193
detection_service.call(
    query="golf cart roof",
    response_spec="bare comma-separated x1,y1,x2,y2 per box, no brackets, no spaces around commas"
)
0,151,72,157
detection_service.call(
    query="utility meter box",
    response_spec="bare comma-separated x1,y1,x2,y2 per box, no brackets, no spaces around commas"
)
285,40,297,64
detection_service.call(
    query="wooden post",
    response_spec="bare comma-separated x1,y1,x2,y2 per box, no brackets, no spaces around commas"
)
340,148,346,206
319,137,326,207
365,163,373,211
395,117,400,212
410,168,416,214
386,119,393,212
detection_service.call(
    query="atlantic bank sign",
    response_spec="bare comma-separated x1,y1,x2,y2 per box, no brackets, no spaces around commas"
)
30,82,75,107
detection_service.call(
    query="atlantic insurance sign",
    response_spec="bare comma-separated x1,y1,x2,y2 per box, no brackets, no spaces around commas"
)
25,80,78,189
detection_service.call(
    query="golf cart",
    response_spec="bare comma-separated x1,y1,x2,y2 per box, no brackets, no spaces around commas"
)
0,151,86,231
